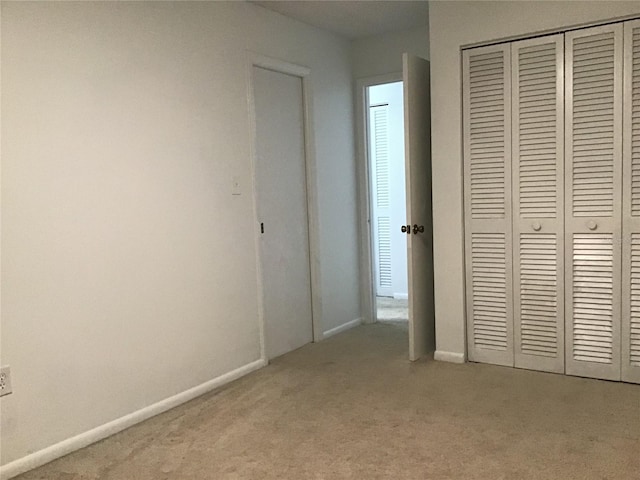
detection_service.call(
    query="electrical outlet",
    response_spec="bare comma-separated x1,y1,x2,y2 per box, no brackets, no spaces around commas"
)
0,366,13,397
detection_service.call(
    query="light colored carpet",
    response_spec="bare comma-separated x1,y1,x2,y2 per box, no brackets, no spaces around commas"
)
376,296,408,322
13,323,640,479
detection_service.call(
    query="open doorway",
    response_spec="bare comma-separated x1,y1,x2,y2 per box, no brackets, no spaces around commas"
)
358,56,433,361
367,81,409,324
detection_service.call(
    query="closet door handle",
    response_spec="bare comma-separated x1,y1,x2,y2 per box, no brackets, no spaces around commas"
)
532,221,542,231
587,221,598,231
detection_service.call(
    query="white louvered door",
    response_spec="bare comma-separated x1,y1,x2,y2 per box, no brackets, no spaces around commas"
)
370,105,393,296
512,35,565,373
622,19,640,384
463,20,640,383
565,24,623,381
463,44,514,367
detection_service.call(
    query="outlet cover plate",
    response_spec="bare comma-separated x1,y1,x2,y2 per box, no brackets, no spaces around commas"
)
0,365,13,397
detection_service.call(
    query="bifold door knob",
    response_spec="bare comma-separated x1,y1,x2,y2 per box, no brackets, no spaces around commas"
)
587,221,598,231
401,225,410,234
413,224,425,234
532,221,542,231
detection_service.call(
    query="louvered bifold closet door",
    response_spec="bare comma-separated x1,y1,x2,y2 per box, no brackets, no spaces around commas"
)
371,105,393,297
512,35,565,373
463,44,514,366
622,19,640,384
565,24,623,381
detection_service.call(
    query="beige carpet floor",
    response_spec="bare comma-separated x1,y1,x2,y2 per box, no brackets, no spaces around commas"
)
14,323,640,480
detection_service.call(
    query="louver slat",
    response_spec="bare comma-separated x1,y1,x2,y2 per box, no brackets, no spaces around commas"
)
373,108,390,209
566,24,622,381
623,21,640,383
518,41,559,219
512,36,564,373
370,105,393,296
571,33,616,217
519,234,558,357
472,233,508,351
468,51,506,219
572,234,614,364
631,30,640,217
629,236,640,367
377,217,392,288
464,44,513,367
631,32,640,367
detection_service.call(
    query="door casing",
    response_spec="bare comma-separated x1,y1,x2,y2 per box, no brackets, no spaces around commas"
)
355,72,403,325
247,52,323,361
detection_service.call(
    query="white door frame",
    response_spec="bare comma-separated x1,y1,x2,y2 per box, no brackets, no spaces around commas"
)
355,72,403,325
247,52,323,362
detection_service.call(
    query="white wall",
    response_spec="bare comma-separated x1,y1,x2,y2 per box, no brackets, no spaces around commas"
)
429,1,640,360
0,1,358,468
351,25,429,79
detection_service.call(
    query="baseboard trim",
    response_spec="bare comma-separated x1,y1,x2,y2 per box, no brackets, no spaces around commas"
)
322,317,362,339
0,359,267,480
434,350,466,364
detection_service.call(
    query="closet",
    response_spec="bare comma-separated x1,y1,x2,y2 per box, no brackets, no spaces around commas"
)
463,19,640,383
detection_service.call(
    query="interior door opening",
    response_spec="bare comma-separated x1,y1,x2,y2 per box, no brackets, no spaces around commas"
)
253,65,314,360
367,81,409,324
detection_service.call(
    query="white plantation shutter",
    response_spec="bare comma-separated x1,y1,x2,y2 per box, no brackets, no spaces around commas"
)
463,44,514,366
565,24,623,381
622,19,640,384
371,105,393,295
512,35,565,373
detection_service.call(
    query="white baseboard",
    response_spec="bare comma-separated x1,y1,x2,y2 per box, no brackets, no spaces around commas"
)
392,293,408,300
322,317,362,339
0,359,267,480
434,350,466,364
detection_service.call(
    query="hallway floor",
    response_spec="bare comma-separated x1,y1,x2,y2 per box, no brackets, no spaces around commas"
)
14,323,640,480
376,296,408,322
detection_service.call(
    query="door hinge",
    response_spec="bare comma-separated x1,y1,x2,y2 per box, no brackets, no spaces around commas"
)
261,222,264,234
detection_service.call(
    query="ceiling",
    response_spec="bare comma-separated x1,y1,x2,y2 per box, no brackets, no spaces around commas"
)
251,1,429,40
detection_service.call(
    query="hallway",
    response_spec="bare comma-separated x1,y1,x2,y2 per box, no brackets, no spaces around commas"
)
376,296,408,322
16,323,639,480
